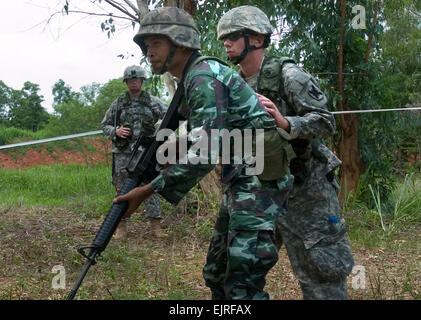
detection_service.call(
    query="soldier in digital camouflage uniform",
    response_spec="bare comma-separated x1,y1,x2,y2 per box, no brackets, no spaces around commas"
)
101,65,168,239
217,6,355,299
113,7,296,299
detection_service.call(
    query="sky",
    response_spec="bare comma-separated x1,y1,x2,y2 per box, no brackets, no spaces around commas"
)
0,0,144,113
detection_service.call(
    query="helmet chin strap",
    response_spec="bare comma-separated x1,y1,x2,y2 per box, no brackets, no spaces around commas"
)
154,45,177,75
228,33,258,65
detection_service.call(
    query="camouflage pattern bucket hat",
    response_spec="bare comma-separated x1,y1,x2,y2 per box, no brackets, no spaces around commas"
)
217,5,274,41
133,7,201,55
123,65,147,82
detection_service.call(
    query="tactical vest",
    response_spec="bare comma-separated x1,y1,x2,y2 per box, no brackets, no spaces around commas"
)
184,55,294,181
113,91,154,151
256,56,322,180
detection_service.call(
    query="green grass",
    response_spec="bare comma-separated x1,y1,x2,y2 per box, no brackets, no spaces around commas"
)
0,126,67,145
345,174,421,249
0,164,114,214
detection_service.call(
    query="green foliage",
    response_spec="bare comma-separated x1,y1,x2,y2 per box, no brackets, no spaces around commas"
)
0,126,36,145
43,78,126,136
380,0,421,107
344,174,421,255
100,15,116,39
2,81,50,132
52,79,77,108
91,78,127,124
0,80,11,122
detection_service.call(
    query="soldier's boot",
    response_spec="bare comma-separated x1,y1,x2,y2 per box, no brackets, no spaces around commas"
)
114,219,128,240
150,218,168,239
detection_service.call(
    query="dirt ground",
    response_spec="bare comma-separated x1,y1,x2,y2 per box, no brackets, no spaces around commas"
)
0,204,420,300
0,142,420,300
0,138,110,169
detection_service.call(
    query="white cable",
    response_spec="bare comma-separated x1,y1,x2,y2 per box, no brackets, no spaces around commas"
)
0,130,103,150
332,106,421,114
0,107,420,150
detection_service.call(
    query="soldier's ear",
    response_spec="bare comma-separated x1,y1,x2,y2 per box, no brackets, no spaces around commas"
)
249,35,265,48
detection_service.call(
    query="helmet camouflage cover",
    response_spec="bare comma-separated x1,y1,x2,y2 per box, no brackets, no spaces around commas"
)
133,7,201,55
123,65,147,81
217,5,274,40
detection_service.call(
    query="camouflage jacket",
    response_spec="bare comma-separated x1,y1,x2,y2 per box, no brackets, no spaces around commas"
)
248,56,341,177
151,58,282,204
101,91,168,154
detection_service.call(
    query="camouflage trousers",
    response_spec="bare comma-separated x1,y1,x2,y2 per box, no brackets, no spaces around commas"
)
112,153,163,219
202,175,290,300
275,158,354,299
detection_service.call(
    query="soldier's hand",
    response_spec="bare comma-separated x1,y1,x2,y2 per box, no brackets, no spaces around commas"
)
113,184,154,219
116,126,132,139
256,93,290,132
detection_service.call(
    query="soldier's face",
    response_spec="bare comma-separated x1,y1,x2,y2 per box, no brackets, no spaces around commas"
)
222,33,245,59
144,36,172,74
126,78,143,93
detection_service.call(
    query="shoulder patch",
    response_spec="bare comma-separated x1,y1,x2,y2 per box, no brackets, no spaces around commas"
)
308,80,324,101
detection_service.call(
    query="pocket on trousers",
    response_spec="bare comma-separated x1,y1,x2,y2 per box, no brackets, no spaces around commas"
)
303,228,354,283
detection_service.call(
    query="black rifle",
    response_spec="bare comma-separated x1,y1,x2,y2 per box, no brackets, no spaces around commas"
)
66,76,188,301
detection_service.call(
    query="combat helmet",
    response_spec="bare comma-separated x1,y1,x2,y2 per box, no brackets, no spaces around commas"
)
123,65,147,82
133,7,200,74
217,6,273,64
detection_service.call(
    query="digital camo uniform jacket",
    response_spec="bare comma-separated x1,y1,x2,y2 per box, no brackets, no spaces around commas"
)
247,56,355,299
101,91,168,219
150,57,291,299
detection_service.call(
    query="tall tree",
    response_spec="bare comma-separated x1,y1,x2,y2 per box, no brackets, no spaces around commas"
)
8,82,49,131
52,79,79,110
0,80,12,123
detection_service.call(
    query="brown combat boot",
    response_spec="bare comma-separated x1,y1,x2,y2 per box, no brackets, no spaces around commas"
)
150,218,168,239
114,219,128,240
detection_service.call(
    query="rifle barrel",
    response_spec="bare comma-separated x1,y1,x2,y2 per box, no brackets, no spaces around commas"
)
66,252,98,300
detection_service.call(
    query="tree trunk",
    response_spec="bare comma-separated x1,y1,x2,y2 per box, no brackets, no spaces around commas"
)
337,0,381,201
337,0,364,203
337,114,364,200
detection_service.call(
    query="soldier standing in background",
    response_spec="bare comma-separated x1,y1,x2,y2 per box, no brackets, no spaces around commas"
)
217,6,354,299
101,65,168,239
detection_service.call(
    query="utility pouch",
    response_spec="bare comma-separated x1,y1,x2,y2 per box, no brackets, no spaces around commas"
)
257,128,295,181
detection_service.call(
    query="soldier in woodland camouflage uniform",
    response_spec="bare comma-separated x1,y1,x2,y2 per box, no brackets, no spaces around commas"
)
217,6,354,299
113,7,295,299
101,65,168,239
